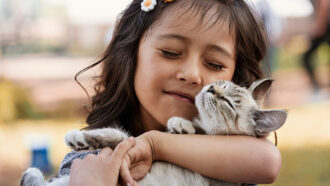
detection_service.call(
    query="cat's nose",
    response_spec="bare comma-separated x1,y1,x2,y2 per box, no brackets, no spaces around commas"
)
207,86,216,94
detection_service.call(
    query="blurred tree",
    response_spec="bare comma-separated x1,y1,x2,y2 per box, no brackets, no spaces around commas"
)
0,79,16,122
0,79,41,123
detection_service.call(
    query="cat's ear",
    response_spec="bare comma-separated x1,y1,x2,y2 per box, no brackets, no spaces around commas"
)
253,109,287,136
248,78,273,101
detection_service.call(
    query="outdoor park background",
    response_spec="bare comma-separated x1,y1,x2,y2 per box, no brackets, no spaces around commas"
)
0,0,329,185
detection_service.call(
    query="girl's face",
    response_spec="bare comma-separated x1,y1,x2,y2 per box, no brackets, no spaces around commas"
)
134,7,236,131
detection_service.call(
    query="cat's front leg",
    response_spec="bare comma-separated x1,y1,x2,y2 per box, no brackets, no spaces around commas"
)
167,117,196,134
65,128,129,151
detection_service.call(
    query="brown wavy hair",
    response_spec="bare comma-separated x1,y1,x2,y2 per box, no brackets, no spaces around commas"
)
76,0,268,136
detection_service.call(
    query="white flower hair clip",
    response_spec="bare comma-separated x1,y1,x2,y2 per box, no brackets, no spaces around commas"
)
141,0,157,12
141,0,174,12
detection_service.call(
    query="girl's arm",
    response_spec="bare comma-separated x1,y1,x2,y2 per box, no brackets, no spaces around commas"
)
149,130,281,184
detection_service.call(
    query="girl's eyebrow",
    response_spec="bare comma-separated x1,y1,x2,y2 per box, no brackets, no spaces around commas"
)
158,34,189,43
157,34,233,59
207,45,234,59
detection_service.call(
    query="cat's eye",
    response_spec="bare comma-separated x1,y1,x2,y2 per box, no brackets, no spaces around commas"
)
219,96,235,110
161,49,182,59
207,62,224,71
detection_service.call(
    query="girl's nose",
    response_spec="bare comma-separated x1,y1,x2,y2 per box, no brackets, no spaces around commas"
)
176,58,202,85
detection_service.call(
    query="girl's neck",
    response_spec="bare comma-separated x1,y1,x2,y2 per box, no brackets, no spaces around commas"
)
137,106,167,134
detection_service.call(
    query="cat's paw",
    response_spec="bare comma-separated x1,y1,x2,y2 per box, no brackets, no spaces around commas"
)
65,128,129,151
20,168,46,186
167,117,196,134
65,129,91,151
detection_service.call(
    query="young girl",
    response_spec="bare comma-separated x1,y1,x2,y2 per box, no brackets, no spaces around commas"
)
64,0,281,185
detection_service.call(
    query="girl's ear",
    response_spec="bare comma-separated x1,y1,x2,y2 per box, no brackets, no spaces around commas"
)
248,78,273,101
253,109,287,137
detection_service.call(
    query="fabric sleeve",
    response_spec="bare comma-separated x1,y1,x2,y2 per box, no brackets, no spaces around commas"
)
58,149,101,176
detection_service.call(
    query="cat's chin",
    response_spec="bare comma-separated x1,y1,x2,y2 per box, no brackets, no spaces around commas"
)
194,93,213,124
195,92,204,112
197,92,215,111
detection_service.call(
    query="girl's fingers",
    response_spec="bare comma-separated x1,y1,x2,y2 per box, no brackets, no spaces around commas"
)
70,158,81,170
120,159,134,186
99,147,113,158
133,180,139,186
109,137,136,173
112,137,136,161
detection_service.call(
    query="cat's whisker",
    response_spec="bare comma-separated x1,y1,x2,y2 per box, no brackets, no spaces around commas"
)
206,99,215,112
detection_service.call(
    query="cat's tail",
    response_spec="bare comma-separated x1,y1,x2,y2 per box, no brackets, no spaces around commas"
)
20,168,46,186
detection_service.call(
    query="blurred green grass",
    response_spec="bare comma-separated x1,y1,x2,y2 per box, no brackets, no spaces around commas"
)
266,146,330,186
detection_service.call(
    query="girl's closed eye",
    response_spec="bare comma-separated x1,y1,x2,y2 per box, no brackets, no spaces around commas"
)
160,48,225,71
160,49,182,59
205,60,225,71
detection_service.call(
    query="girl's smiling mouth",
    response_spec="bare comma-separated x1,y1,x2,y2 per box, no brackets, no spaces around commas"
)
163,90,195,104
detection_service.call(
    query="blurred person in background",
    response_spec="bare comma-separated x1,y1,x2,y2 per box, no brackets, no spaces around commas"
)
302,0,330,94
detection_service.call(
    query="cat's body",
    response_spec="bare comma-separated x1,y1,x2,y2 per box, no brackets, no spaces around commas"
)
21,79,287,186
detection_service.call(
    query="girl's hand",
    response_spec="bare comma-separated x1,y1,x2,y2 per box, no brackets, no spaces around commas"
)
120,131,156,182
68,137,136,186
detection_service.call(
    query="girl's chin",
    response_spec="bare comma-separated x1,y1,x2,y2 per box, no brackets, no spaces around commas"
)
164,110,197,121
163,98,197,111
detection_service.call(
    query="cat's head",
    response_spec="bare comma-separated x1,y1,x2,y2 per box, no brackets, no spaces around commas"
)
195,78,287,136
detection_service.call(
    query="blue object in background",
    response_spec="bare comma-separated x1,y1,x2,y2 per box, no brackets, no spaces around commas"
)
25,135,54,176
31,145,53,175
